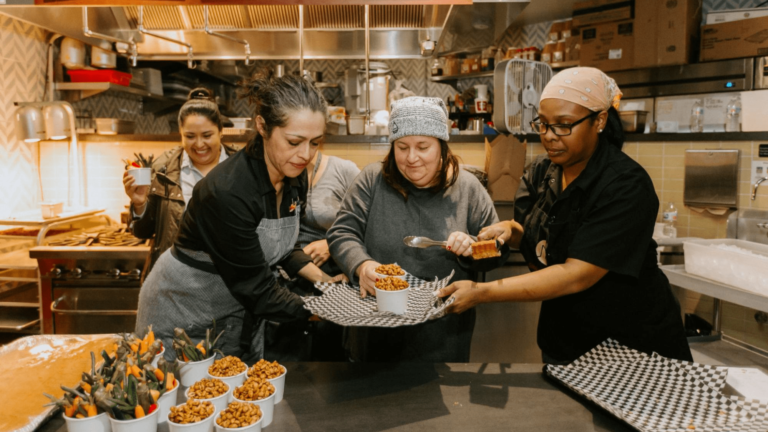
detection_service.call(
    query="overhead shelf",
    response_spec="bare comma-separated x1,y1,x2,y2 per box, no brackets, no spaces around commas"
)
430,71,494,83
56,82,182,115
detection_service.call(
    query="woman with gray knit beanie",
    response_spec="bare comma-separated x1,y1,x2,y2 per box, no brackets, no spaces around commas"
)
327,96,508,362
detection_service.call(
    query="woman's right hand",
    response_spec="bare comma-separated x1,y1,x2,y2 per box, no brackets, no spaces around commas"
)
123,171,149,214
355,260,382,299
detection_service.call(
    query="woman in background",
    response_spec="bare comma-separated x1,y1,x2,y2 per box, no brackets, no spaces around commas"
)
123,88,237,272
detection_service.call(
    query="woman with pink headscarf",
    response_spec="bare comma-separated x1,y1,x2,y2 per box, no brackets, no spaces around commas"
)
437,67,691,364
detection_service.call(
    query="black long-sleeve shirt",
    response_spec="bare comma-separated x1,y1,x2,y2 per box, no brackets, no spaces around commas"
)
174,139,312,322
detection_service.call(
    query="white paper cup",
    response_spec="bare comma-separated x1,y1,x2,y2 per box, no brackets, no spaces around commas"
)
267,366,287,404
213,409,263,432
232,392,275,427
178,356,216,387
151,346,166,368
156,381,179,424
185,383,231,414
375,286,411,315
167,404,215,432
63,411,111,432
206,370,247,402
127,167,152,186
108,408,159,432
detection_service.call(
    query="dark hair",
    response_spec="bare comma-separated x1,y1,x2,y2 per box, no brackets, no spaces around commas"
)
178,87,223,131
596,106,625,150
382,139,461,200
240,69,327,155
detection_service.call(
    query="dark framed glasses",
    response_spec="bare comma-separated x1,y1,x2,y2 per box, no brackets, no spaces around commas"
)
530,111,599,136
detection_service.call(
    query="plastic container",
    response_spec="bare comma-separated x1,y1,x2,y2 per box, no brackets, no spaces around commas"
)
213,409,263,432
267,366,287,404
127,168,152,187
40,202,64,219
178,356,216,387
232,393,275,427
345,115,367,135
63,412,111,432
67,70,132,86
186,382,231,413
375,285,411,315
167,405,215,432
206,370,245,402
108,408,159,432
156,382,179,424
683,239,768,296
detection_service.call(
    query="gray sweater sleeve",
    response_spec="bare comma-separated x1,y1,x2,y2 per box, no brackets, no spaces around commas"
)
327,164,377,283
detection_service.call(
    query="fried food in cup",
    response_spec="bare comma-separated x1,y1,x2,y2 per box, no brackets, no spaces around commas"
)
375,276,410,291
374,264,405,276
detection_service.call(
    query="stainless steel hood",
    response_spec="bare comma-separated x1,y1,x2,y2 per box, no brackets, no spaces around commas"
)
0,5,451,60
436,1,530,55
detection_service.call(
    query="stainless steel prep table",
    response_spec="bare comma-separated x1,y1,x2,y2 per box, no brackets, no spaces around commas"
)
36,362,633,432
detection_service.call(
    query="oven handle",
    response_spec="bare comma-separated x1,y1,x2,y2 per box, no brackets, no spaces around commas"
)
51,297,138,316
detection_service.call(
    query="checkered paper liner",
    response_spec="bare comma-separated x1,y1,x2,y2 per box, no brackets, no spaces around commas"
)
303,271,456,327
545,339,768,432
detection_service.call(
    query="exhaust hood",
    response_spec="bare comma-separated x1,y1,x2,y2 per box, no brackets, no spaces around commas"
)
0,5,451,61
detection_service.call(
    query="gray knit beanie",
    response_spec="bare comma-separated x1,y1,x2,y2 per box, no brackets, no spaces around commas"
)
389,96,450,143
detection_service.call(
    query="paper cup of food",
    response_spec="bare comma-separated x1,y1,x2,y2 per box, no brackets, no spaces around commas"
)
374,263,406,281
63,411,111,432
108,408,159,432
232,379,276,427
150,345,165,368
127,167,152,186
247,360,286,404
167,400,216,432
186,378,231,414
178,356,216,387
207,356,248,401
374,277,411,315
157,379,180,424
213,402,263,432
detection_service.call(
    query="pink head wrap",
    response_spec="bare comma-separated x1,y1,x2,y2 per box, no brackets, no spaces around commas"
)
540,67,622,112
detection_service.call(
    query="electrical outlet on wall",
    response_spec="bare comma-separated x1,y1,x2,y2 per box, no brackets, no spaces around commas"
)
752,160,768,184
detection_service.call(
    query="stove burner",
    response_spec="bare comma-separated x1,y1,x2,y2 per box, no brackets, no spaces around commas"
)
47,227,148,247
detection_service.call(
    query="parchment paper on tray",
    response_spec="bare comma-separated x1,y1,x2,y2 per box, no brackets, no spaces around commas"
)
545,339,768,432
305,271,456,327
0,334,119,432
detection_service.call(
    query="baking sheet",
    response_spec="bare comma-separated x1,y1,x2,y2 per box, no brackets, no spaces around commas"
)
306,271,456,327
545,339,768,432
0,334,118,432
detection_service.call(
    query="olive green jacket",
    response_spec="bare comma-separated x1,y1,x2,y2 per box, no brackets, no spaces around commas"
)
129,144,238,272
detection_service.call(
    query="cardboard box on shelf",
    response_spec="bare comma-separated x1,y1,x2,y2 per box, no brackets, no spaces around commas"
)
579,19,635,72
484,135,526,203
633,0,701,68
701,15,768,62
572,0,633,28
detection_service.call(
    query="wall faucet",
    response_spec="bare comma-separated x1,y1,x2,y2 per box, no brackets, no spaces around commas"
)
753,176,768,200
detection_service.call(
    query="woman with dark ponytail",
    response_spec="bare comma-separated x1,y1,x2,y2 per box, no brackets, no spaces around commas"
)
436,67,692,364
124,88,237,272
136,74,344,362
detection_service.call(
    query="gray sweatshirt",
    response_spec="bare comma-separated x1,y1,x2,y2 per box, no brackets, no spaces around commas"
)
328,163,499,284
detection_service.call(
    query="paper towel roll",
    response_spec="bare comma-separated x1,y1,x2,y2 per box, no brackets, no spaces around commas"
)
689,207,728,216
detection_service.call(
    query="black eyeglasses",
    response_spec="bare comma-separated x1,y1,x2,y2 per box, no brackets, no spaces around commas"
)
530,111,599,136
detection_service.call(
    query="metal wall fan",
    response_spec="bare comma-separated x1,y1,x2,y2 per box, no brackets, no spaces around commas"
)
493,59,553,134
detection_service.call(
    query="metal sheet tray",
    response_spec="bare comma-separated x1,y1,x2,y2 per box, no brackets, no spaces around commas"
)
0,334,117,432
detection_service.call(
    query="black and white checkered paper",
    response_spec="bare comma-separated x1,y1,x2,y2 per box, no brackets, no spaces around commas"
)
303,271,456,327
545,339,768,432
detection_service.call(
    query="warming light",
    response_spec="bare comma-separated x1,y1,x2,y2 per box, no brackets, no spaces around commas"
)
14,105,45,143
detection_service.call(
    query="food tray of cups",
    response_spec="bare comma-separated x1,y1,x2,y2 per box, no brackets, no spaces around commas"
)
306,271,456,327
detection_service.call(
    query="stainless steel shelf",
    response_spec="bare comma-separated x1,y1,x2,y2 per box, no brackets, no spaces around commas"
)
56,82,164,100
430,71,494,82
661,264,768,313
0,308,40,331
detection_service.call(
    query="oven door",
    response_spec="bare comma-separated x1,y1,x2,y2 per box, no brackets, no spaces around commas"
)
51,287,138,334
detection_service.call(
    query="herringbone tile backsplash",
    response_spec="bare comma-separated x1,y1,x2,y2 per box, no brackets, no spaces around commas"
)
0,14,47,218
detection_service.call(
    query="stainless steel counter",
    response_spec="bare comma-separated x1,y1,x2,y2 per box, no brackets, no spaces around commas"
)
37,362,633,432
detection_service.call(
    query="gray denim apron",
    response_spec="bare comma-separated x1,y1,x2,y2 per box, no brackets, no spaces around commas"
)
136,204,301,363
